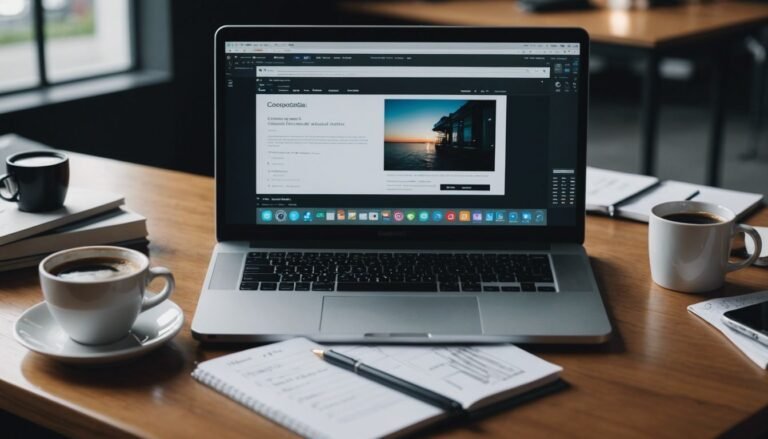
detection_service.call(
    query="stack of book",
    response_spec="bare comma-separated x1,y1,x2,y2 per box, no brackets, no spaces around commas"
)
0,135,148,272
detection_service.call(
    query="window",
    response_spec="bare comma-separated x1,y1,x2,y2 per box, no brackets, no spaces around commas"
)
0,0,133,94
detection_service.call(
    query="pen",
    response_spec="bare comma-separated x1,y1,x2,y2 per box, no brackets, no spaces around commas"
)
312,349,464,414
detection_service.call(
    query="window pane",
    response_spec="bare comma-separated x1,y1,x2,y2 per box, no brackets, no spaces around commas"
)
0,0,39,92
45,0,131,82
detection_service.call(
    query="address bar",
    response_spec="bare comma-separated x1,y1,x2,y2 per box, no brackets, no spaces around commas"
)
255,66,550,78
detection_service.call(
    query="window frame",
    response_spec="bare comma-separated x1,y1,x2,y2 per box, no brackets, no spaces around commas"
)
0,0,139,97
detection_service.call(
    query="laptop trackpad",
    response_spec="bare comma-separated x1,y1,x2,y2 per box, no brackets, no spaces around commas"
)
320,296,482,335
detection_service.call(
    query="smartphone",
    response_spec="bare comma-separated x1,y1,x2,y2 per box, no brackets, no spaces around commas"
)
722,301,768,347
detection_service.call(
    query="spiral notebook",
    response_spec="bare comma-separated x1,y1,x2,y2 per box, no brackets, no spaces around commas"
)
192,338,562,439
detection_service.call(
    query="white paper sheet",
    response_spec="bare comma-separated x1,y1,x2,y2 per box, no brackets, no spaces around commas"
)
585,166,658,213
688,291,768,369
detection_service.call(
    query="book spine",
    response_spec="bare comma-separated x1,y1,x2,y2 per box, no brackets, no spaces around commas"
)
191,368,328,439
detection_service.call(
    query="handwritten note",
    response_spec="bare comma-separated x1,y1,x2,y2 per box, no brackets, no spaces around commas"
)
688,291,768,369
192,338,441,439
334,344,562,410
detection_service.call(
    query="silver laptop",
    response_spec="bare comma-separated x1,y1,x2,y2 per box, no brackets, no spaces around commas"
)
191,25,612,344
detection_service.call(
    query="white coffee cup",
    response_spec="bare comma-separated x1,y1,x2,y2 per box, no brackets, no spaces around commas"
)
649,201,762,293
39,246,175,345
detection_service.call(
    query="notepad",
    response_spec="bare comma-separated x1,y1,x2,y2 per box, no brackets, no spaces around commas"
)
192,338,562,439
585,167,763,222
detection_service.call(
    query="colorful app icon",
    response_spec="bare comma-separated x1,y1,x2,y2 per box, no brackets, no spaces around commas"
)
432,210,443,221
394,211,404,222
485,212,495,222
275,210,287,222
381,210,391,220
288,211,300,222
418,211,429,222
446,211,456,222
315,211,325,219
522,211,532,223
459,211,471,222
472,211,483,222
495,211,505,222
302,211,313,222
260,210,273,222
337,210,345,220
348,211,357,220
406,211,417,221
359,212,368,221
534,210,545,223
369,212,379,221
326,211,335,221
508,211,519,223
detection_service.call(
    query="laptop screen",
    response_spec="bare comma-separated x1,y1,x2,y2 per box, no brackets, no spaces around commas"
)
221,40,581,228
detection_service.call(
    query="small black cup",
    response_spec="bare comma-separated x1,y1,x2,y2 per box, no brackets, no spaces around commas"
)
0,151,69,212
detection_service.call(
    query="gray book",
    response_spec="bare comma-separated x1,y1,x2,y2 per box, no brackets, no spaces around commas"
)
0,208,147,261
0,187,124,246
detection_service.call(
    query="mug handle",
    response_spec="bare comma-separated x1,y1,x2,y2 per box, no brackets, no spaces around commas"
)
728,224,763,272
141,267,175,311
0,174,19,201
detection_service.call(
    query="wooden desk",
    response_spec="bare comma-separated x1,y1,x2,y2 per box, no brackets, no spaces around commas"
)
344,0,768,186
1,154,767,437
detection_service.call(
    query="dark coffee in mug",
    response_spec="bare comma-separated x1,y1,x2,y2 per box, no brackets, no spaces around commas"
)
50,257,140,281
662,212,726,225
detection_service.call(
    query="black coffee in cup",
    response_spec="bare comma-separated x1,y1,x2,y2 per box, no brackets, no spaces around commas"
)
0,150,69,212
662,212,726,225
51,257,139,281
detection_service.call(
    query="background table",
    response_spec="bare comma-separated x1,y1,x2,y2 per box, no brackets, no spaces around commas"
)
343,0,768,186
1,154,767,437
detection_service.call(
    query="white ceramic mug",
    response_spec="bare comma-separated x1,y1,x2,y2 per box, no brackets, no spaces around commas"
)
649,201,762,293
39,246,174,345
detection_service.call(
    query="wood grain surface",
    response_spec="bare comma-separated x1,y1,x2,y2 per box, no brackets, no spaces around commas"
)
1,153,767,437
342,0,768,48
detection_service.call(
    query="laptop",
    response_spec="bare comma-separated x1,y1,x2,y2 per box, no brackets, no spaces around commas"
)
191,25,612,344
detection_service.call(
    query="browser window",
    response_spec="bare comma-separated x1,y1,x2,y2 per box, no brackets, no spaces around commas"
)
222,42,581,227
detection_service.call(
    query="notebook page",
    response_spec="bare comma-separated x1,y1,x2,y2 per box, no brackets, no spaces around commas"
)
333,344,562,411
193,338,443,439
585,166,658,212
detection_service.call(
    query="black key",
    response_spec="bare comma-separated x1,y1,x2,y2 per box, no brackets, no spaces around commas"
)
480,274,498,283
244,265,275,274
282,274,301,282
336,282,437,292
461,283,481,292
295,282,311,291
497,274,516,282
483,286,500,292
537,286,556,292
501,286,521,292
460,274,481,283
244,258,269,266
521,282,536,292
439,282,460,292
242,274,280,282
312,282,335,291
279,282,295,291
268,252,285,258
260,282,277,291
247,252,268,257
239,282,259,290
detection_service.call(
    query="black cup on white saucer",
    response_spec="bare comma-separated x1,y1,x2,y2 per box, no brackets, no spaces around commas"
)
0,150,69,212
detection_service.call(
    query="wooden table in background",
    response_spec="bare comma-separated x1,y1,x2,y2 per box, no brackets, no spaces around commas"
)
343,0,768,186
1,154,767,437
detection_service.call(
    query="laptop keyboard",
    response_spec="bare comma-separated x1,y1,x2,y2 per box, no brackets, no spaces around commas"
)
238,251,556,293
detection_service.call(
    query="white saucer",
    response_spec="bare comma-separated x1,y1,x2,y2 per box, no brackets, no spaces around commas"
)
14,300,184,364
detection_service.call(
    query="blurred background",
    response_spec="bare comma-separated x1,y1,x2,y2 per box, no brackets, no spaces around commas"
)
0,0,766,194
